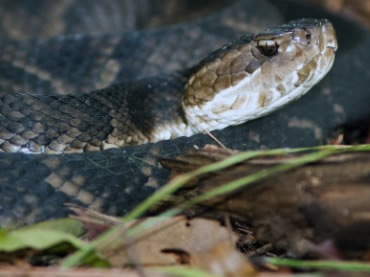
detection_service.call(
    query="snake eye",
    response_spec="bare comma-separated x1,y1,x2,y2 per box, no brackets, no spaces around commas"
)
256,40,279,56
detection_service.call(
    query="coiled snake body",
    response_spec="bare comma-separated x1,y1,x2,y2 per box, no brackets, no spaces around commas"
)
0,0,368,226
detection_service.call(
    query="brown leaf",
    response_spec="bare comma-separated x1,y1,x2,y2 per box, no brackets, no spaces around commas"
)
191,240,255,276
97,216,239,267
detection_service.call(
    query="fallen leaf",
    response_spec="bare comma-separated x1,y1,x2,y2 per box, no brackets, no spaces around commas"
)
97,216,239,267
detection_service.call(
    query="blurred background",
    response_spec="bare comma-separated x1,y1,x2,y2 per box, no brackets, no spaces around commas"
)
300,0,370,28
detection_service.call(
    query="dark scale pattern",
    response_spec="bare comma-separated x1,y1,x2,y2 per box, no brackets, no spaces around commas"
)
0,73,187,153
0,0,159,40
0,0,237,40
0,90,114,152
124,73,188,134
0,0,283,96
0,148,156,226
0,36,124,94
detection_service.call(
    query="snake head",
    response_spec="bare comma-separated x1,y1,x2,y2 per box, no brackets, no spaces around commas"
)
183,18,337,133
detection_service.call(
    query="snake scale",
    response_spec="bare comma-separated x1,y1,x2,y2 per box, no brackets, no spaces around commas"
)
0,0,369,227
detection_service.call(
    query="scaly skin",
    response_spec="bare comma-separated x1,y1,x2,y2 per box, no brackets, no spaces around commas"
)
0,0,369,227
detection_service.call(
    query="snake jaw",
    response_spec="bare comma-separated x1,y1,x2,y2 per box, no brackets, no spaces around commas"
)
182,19,337,133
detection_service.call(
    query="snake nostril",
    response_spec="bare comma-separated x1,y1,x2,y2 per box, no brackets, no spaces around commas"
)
306,33,312,42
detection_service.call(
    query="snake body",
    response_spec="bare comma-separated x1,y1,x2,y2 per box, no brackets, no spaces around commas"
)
0,0,369,226
1,19,336,153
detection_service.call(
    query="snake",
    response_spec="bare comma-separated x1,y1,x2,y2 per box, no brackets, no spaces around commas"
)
0,0,369,227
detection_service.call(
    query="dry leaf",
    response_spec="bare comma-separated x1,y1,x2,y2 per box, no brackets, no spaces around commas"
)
97,216,239,267
191,240,255,276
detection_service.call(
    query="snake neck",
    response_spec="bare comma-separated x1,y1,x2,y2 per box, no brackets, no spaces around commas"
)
113,72,196,146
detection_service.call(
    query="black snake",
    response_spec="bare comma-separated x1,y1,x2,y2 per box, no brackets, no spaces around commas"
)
0,0,369,227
